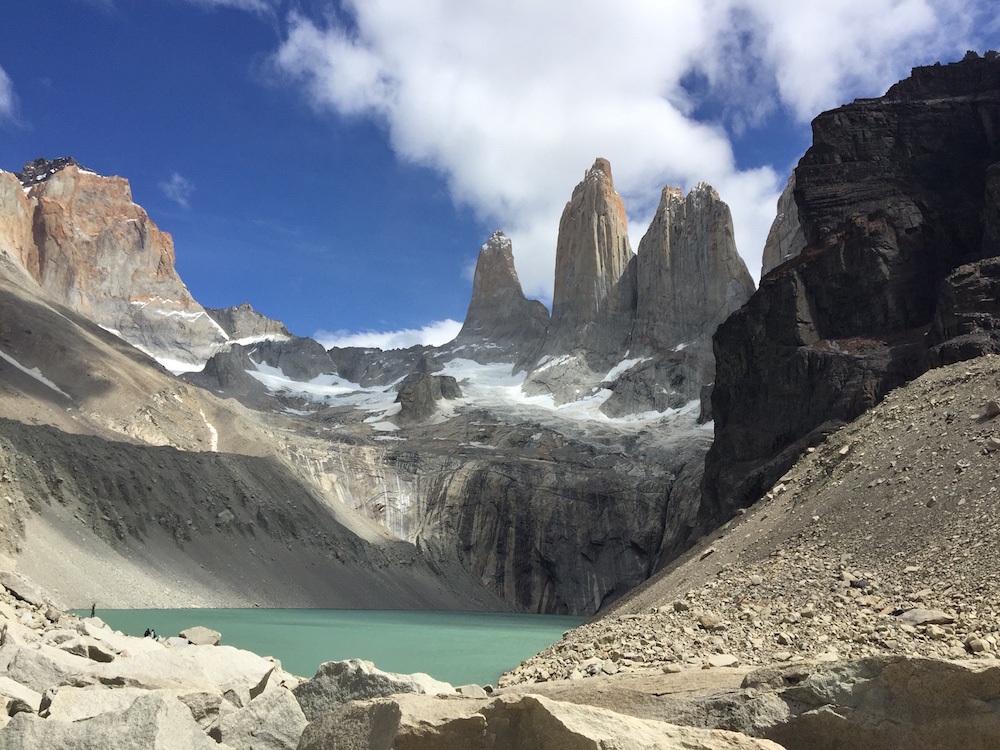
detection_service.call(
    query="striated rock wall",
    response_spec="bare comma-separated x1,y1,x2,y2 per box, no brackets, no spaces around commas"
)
703,55,1000,528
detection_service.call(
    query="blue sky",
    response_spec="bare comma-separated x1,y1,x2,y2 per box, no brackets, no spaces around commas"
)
1,1,996,347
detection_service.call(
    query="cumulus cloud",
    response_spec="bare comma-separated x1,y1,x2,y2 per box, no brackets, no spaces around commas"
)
315,318,462,350
159,172,195,208
0,66,17,124
274,1,992,290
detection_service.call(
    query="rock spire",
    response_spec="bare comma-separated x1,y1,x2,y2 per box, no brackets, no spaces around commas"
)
547,158,634,355
454,230,549,357
633,183,754,351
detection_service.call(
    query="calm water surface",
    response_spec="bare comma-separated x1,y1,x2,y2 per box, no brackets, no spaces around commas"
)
91,609,583,686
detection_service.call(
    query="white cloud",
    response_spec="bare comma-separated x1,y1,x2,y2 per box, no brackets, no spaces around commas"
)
274,0,994,289
315,318,462,350
159,172,195,208
0,66,16,124
183,0,276,14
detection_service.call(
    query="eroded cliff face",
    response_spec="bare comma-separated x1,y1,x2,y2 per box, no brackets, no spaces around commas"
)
206,302,291,342
2,160,229,366
703,55,1000,528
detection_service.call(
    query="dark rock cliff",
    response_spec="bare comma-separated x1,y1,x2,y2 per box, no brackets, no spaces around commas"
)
702,55,1000,529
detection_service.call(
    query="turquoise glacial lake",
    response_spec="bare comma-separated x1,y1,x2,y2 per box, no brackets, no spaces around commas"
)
89,609,583,686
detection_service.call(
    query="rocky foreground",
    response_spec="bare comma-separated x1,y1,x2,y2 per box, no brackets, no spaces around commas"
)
0,573,785,749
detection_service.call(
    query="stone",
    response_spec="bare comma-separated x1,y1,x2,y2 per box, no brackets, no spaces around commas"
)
298,692,785,750
897,608,955,626
455,684,489,698
707,654,740,668
178,627,221,647
84,644,274,707
215,687,306,750
290,659,454,722
0,691,219,749
0,572,52,609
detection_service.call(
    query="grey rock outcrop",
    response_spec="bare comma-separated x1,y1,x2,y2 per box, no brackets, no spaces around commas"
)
633,183,754,351
298,692,785,750
453,231,549,360
394,372,461,423
291,659,454,722
215,687,306,750
547,158,634,358
204,302,290,342
761,173,807,276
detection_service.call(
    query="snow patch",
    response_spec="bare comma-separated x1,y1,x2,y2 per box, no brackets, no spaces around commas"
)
0,350,71,400
199,408,219,452
603,357,650,382
673,342,689,352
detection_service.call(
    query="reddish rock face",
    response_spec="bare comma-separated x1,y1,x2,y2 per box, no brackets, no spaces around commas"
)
5,163,227,365
703,55,1000,529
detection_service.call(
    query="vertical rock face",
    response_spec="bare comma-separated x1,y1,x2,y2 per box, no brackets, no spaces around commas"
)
453,231,549,358
0,172,37,276
15,161,227,365
703,55,1000,529
633,183,754,350
760,173,807,276
547,158,634,356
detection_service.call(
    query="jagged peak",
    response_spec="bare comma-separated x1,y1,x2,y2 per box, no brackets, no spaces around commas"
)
584,157,614,186
481,230,512,254
15,157,98,188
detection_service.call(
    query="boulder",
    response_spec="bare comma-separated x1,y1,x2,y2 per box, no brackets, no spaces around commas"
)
178,627,221,647
291,659,454,722
84,644,274,707
298,692,785,750
0,572,53,609
0,691,220,749
215,687,306,750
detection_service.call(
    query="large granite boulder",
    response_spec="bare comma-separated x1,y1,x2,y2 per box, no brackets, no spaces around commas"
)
0,692,219,749
703,55,1000,527
215,687,306,750
291,659,454,722
298,692,785,750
